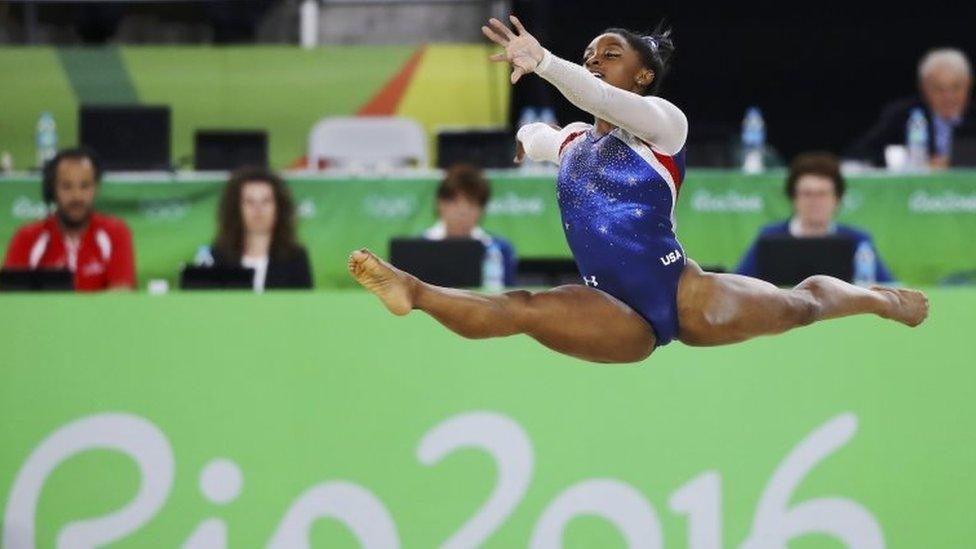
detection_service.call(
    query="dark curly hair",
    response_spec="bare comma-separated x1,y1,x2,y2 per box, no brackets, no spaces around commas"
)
213,166,301,261
603,24,675,95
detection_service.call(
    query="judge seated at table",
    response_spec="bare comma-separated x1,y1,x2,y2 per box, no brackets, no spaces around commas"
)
196,167,313,291
735,152,894,283
3,148,135,291
423,164,517,286
846,48,974,169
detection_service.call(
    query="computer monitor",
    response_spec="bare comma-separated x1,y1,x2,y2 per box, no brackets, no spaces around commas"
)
437,129,515,169
389,238,485,288
757,236,856,287
79,105,171,171
179,265,255,290
194,130,269,170
517,257,580,287
952,137,976,167
0,269,73,292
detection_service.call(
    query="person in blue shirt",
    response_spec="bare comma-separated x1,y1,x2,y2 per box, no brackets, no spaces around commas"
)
736,152,894,283
423,164,518,286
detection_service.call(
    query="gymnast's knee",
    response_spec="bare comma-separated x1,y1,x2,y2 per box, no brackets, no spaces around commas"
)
502,289,536,332
789,278,828,326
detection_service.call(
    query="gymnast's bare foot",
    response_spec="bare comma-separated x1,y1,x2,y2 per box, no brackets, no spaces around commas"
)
348,248,416,316
872,286,930,327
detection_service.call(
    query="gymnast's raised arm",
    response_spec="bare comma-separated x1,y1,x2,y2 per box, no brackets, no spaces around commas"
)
483,16,687,155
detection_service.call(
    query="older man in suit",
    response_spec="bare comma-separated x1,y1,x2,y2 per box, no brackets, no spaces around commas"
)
847,48,974,169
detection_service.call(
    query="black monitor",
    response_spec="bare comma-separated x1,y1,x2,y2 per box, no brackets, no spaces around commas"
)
179,265,255,290
0,269,73,292
757,236,856,287
437,129,515,169
389,238,485,288
517,257,580,287
79,105,171,171
194,130,268,170
952,137,976,167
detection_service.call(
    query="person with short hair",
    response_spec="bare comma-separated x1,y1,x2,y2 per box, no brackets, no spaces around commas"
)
423,164,517,286
735,152,894,282
205,167,313,291
847,48,974,168
3,147,135,291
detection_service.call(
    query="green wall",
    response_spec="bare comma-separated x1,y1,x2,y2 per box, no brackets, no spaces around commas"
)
1,290,973,547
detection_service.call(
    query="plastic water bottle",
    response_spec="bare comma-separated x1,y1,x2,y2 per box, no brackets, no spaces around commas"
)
852,240,877,287
35,112,57,169
741,107,765,174
194,245,215,267
539,107,558,127
906,107,929,170
517,106,539,129
482,240,505,293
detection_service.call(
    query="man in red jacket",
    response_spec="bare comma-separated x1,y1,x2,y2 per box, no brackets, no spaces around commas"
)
3,148,135,291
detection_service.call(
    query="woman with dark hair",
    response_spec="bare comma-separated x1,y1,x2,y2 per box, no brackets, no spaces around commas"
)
209,167,312,291
349,16,927,363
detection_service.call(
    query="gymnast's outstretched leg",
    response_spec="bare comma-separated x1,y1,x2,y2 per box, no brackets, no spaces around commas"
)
676,259,929,346
348,249,654,363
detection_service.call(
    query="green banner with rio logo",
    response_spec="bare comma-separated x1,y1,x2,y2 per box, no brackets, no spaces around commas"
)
1,289,973,547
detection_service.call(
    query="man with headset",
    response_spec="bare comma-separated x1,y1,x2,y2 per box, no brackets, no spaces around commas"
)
3,148,135,291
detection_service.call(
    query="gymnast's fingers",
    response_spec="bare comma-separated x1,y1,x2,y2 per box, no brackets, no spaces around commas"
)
481,25,508,46
488,18,516,40
511,66,525,84
509,15,528,35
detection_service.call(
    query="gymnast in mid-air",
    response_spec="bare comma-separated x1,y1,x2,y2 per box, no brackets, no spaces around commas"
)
349,15,928,363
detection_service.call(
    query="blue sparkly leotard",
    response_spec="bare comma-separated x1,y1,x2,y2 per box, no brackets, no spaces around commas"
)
516,48,690,347
556,127,687,346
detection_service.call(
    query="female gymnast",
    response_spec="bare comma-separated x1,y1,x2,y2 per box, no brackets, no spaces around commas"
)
348,15,928,363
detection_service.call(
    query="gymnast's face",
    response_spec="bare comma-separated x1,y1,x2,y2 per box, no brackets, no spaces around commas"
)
583,33,653,95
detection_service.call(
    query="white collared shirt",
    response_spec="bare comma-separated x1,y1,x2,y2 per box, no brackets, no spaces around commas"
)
423,221,494,246
788,217,836,238
241,255,269,292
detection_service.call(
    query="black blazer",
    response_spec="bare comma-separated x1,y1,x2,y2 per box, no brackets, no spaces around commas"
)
212,246,314,290
845,95,976,166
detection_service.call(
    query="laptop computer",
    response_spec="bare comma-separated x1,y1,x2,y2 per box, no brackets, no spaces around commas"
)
757,236,856,286
179,265,255,290
389,238,485,288
0,269,74,292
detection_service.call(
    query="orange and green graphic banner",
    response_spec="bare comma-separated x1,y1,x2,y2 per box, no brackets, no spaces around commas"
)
0,45,510,169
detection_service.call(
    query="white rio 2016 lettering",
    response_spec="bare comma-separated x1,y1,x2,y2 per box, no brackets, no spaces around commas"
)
2,413,174,549
416,411,534,548
741,412,884,549
2,411,882,547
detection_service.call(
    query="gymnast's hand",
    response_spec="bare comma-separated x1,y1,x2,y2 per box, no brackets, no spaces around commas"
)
482,15,545,84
